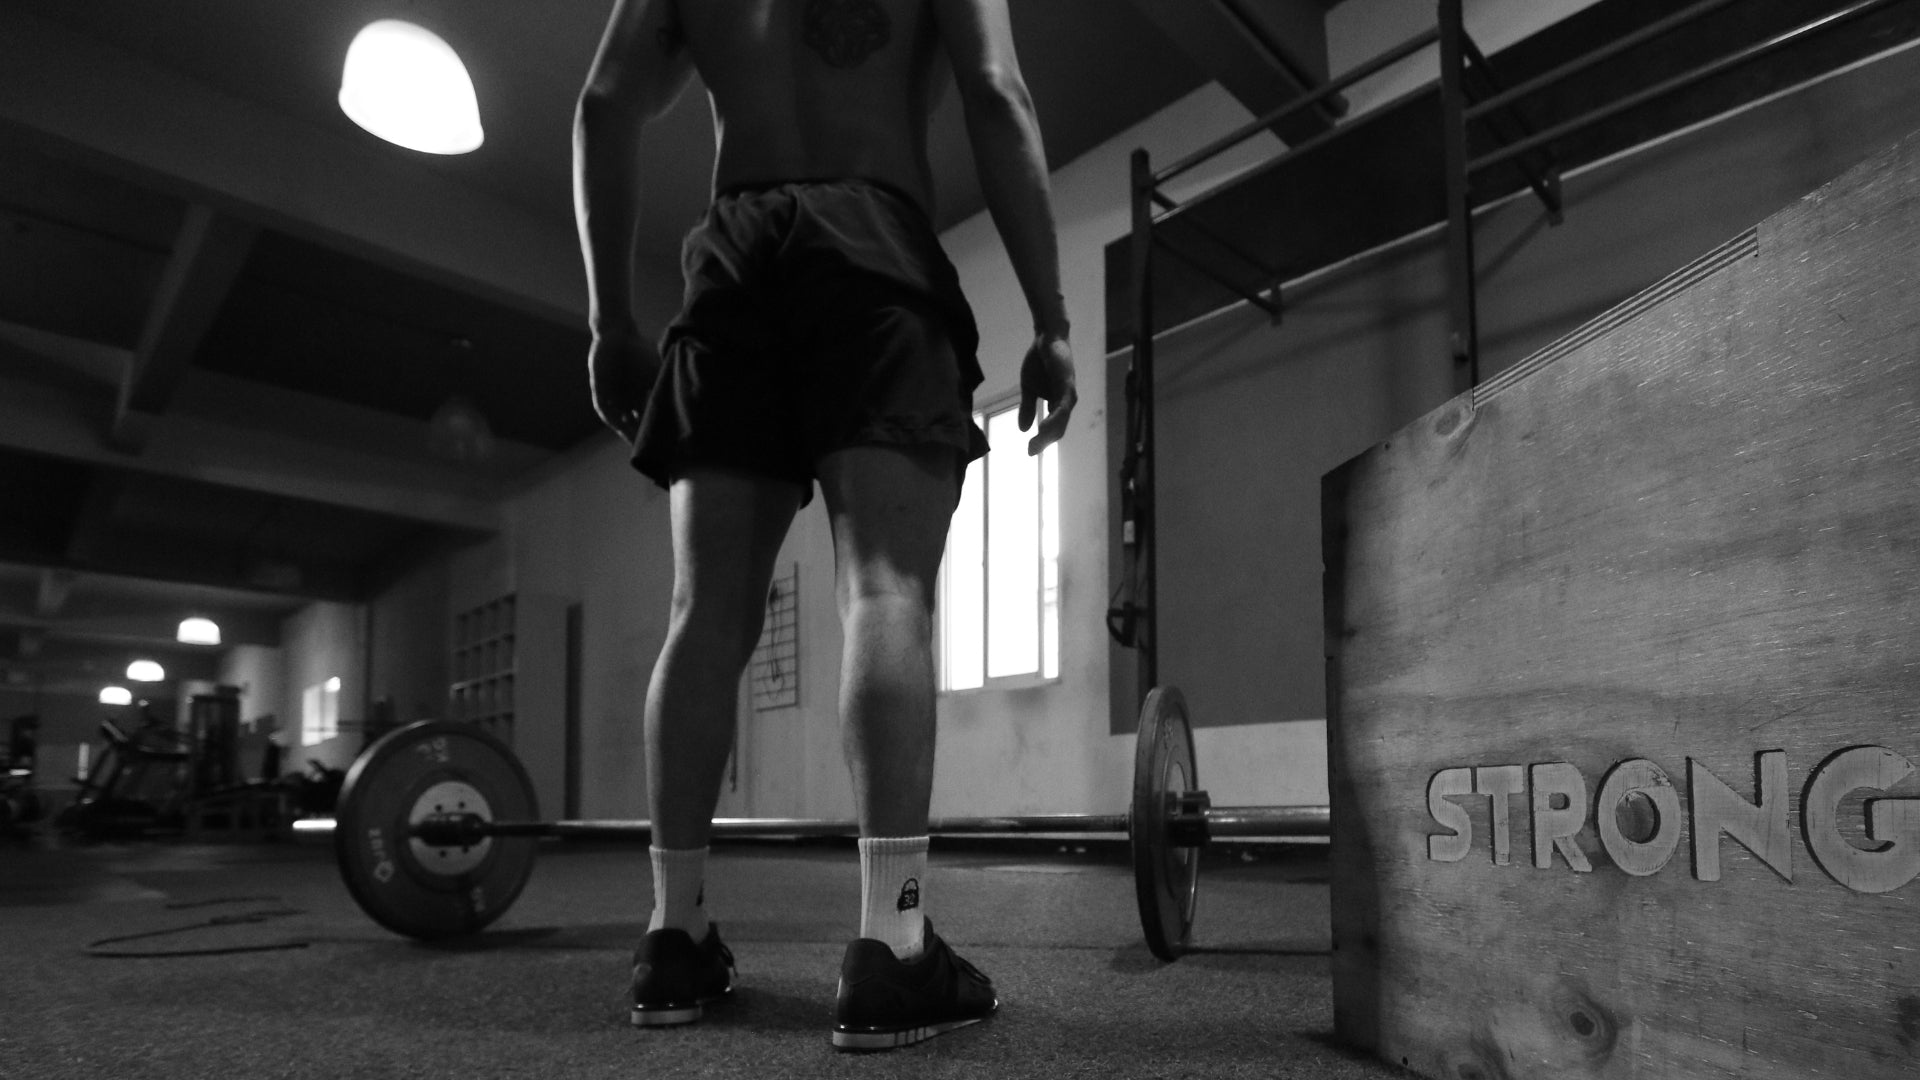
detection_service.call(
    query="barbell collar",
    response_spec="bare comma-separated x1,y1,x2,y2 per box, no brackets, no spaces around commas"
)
1167,790,1213,847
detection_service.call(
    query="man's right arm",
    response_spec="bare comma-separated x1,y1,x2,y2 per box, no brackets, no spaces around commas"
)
934,0,1076,452
574,0,695,340
573,0,695,438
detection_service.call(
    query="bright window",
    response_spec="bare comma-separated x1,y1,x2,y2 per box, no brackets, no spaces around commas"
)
938,402,1059,691
302,677,342,746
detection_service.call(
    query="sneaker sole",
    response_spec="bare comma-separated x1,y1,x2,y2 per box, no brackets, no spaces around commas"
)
831,1014,989,1050
630,989,732,1028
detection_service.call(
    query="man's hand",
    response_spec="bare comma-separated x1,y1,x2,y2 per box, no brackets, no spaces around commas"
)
589,330,661,443
1018,331,1076,455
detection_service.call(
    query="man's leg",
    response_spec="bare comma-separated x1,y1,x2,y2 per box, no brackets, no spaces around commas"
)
817,444,956,961
632,466,801,1028
816,444,956,840
644,467,803,924
820,444,997,1050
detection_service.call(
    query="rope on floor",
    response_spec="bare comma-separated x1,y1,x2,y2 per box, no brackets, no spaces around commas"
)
84,896,311,958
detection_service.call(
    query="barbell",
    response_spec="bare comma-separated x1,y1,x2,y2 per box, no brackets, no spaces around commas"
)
318,686,1329,960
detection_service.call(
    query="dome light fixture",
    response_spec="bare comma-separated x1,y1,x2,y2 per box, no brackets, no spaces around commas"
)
177,617,222,646
126,660,166,683
339,19,484,155
99,686,133,706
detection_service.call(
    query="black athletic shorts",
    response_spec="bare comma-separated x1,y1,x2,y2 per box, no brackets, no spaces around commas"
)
631,177,989,507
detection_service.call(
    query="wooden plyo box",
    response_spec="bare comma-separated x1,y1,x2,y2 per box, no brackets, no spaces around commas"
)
1322,131,1920,1080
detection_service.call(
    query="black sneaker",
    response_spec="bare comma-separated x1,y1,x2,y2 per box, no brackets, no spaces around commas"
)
630,923,735,1027
832,920,997,1050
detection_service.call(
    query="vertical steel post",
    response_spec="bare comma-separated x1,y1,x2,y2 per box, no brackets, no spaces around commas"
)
1129,148,1159,708
1438,0,1480,391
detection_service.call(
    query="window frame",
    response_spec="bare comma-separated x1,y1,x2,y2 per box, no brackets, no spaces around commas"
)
301,677,341,746
935,393,1061,695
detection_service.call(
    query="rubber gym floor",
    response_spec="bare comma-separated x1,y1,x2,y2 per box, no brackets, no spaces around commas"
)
0,836,1406,1079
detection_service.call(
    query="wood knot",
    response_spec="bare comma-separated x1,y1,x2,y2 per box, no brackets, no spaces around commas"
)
1552,983,1620,1063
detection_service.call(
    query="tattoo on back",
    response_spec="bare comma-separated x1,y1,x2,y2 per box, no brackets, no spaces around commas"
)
804,0,891,69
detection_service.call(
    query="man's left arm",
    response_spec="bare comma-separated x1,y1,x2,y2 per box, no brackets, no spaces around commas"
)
573,0,695,438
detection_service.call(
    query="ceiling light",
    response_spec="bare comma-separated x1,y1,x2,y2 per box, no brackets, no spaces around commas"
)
339,20,484,155
99,686,133,706
126,660,166,683
178,617,222,646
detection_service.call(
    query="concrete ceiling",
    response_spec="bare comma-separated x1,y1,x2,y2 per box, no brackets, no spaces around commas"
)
0,0,1335,700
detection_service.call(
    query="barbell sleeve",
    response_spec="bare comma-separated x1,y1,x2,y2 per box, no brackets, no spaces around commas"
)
1201,805,1332,837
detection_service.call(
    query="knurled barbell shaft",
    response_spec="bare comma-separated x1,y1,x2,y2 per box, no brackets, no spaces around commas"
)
400,805,1330,847
417,813,1127,843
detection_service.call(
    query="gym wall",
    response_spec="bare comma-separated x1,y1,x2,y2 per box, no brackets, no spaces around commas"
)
298,0,1920,827
278,601,364,776
218,644,286,775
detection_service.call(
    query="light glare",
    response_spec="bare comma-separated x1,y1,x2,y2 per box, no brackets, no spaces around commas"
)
985,410,1041,678
126,660,166,683
99,685,133,706
339,20,484,154
177,617,222,645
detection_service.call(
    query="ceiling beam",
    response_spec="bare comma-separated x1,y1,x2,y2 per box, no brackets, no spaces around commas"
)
1,520,364,606
0,364,503,535
114,203,258,450
0,319,128,389
1217,0,1336,87
0,598,284,650
0,7,607,326
0,560,292,645
1129,0,1343,145
35,570,73,618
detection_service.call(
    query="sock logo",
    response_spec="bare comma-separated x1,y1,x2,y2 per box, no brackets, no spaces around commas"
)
896,877,919,912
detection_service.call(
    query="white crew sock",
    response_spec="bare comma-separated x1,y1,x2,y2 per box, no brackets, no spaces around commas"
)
648,846,711,937
858,835,929,960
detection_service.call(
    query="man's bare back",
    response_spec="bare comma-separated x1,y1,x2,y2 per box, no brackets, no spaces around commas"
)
576,0,1072,451
676,0,949,218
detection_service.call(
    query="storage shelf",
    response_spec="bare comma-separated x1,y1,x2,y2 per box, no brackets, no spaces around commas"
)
450,594,516,745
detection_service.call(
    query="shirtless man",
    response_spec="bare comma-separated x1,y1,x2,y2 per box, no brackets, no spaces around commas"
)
573,0,1076,1050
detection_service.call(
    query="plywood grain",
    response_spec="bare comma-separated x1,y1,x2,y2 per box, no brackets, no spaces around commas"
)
1324,129,1920,1080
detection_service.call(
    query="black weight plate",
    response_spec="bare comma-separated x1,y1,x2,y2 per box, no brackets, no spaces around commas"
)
334,720,540,939
1132,686,1200,960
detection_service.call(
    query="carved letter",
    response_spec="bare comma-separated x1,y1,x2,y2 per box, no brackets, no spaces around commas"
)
1803,745,1920,894
1530,762,1591,872
1688,751,1791,883
1596,758,1681,876
1474,764,1526,866
1428,768,1473,862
